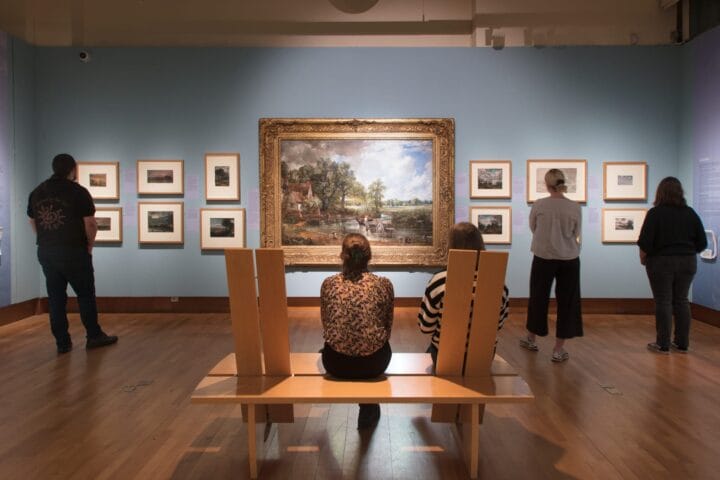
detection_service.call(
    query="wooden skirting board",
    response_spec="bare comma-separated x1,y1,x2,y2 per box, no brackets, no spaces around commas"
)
3,296,718,326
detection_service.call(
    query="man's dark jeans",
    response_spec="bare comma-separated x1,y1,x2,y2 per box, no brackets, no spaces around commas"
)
645,255,697,349
38,246,101,348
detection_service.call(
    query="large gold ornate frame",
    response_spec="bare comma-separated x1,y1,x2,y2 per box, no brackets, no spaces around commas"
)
259,118,455,266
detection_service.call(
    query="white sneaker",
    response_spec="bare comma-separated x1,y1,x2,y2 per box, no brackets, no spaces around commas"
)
551,349,569,363
519,336,539,352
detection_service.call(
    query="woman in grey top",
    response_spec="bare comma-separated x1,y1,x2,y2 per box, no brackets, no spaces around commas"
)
520,169,583,362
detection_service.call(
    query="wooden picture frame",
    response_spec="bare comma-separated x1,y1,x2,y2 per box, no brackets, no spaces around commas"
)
94,207,122,243
526,159,587,203
469,206,512,244
138,202,184,244
260,118,455,266
469,160,512,199
76,162,119,200
200,208,246,250
601,208,647,243
137,160,184,195
205,153,240,201
603,162,648,201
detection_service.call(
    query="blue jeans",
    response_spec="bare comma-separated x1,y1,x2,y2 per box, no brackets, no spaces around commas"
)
645,255,697,349
38,246,102,347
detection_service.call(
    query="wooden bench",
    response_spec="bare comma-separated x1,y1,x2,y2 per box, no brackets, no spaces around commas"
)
192,248,534,479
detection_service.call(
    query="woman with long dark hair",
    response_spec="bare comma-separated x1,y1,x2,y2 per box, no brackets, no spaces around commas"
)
638,177,706,354
320,233,394,428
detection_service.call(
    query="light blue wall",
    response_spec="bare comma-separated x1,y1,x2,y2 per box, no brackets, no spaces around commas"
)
27,46,682,299
9,38,39,303
0,34,11,306
682,26,720,311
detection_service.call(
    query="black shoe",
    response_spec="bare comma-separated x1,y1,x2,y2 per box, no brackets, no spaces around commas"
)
647,342,670,354
86,334,118,350
357,404,381,429
671,342,689,354
57,343,73,354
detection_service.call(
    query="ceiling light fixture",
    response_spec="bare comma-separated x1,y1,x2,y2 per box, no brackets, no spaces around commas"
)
328,0,380,14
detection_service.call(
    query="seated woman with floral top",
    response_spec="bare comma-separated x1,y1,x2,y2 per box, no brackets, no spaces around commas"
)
321,233,394,429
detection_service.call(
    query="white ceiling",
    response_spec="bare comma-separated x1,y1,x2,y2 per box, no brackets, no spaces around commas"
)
0,0,680,47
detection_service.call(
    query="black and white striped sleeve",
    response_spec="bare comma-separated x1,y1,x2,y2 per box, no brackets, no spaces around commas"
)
497,285,509,331
418,271,447,335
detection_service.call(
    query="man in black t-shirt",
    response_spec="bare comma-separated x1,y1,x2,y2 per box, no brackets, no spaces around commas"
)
27,153,118,353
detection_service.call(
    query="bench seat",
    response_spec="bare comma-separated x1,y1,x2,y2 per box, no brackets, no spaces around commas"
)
191,374,533,405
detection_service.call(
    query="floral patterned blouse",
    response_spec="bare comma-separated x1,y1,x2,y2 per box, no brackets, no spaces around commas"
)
320,272,394,357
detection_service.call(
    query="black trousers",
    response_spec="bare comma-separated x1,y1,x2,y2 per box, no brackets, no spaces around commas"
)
645,255,696,349
321,341,392,379
526,256,583,339
37,246,102,347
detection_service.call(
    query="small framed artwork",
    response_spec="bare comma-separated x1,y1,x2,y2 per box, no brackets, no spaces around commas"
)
137,160,184,195
469,206,512,244
205,153,240,201
469,160,512,199
200,208,246,250
138,202,184,244
603,162,648,201
602,208,647,243
77,162,119,200
526,159,587,203
94,207,122,243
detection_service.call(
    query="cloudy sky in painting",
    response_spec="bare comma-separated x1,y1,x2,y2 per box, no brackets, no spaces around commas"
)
281,139,433,201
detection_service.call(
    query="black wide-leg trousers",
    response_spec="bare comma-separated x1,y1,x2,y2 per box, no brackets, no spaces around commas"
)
526,256,583,339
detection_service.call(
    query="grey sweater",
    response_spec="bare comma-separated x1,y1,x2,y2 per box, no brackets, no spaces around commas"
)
529,196,581,260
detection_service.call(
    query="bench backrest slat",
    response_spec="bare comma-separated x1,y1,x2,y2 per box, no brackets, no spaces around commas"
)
256,249,292,376
225,249,263,377
435,249,478,376
465,251,509,378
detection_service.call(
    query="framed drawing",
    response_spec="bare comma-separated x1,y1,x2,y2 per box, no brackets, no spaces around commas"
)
77,162,119,200
94,207,122,243
200,208,246,250
602,208,647,243
138,202,184,244
526,159,587,203
260,118,455,266
469,161,512,199
469,206,512,244
603,162,647,201
205,153,240,201
137,160,184,195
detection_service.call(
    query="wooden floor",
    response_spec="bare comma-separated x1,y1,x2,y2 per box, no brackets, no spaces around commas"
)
1,308,719,479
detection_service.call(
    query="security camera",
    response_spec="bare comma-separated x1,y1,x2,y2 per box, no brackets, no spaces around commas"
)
78,50,92,63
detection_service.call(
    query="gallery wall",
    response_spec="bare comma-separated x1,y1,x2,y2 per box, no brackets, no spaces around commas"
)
9,44,684,300
0,34,10,306
682,26,720,310
8,38,38,304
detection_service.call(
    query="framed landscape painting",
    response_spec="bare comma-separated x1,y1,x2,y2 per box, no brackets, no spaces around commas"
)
526,159,587,203
469,161,512,199
259,118,455,266
602,208,647,243
200,208,245,250
77,162,119,200
137,160,184,195
205,153,240,201
94,207,122,243
603,162,647,201
469,206,512,244
138,202,184,244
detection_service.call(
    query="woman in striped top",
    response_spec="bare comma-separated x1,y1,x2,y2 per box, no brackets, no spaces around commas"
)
418,222,509,366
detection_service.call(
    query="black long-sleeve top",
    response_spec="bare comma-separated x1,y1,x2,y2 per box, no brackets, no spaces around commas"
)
637,205,707,256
